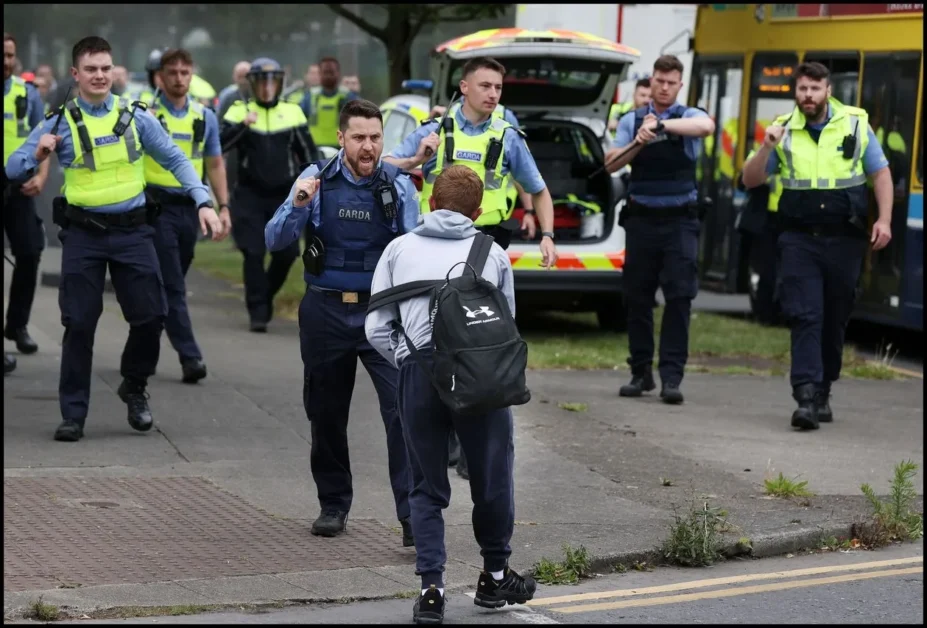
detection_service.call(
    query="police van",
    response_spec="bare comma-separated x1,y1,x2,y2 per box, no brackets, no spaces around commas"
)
384,29,640,330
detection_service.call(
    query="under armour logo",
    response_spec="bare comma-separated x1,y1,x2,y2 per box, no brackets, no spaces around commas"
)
463,305,494,318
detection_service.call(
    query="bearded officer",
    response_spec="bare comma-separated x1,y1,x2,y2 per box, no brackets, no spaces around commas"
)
265,99,419,545
6,36,221,442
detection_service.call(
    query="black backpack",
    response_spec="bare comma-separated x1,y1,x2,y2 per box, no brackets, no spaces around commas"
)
367,233,530,416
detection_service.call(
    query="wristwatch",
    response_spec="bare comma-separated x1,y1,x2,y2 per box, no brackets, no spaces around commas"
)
219,203,230,211
196,200,215,211
541,231,555,241
523,208,536,215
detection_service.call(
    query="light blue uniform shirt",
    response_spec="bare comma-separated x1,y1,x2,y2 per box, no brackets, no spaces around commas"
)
299,88,358,121
389,107,546,195
146,93,222,196
264,155,421,252
4,77,46,132
614,103,708,207
6,93,211,213
764,104,889,177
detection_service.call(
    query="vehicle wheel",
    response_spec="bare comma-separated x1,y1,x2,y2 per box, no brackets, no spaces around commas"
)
596,296,628,332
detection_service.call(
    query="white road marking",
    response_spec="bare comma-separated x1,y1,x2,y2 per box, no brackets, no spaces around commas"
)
464,591,561,624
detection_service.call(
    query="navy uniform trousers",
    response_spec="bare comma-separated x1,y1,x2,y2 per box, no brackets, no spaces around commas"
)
152,196,202,363
298,287,411,522
776,230,866,389
3,185,45,333
623,215,700,385
58,222,167,424
398,348,515,587
231,184,300,324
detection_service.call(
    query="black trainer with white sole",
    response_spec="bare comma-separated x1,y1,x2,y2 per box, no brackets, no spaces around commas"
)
413,585,445,624
474,567,536,608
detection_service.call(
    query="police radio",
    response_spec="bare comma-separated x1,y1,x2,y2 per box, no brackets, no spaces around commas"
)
378,185,398,220
484,137,503,171
14,96,27,120
841,119,859,160
442,116,455,164
192,118,206,145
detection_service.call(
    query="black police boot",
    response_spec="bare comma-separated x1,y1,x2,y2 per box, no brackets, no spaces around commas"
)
474,566,537,608
814,383,833,423
4,326,38,354
456,451,469,480
447,432,460,467
790,383,819,431
619,369,656,397
249,320,267,333
117,379,154,432
311,510,348,537
399,517,415,547
4,352,16,375
181,358,208,384
53,420,84,442
413,584,445,625
660,382,685,405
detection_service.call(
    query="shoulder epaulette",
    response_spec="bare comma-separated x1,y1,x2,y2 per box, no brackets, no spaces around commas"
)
45,106,62,121
131,100,149,111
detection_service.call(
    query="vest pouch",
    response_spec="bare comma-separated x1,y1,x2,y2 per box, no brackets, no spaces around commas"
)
15,96,27,120
363,249,383,271
324,247,346,269
302,234,326,276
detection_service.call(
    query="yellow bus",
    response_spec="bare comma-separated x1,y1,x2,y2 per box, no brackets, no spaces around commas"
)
688,3,923,331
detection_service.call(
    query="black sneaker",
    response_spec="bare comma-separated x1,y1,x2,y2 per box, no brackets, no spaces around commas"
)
413,585,445,625
117,380,154,432
619,371,656,397
4,326,38,354
474,567,536,608
181,358,207,384
660,383,685,405
311,510,348,537
54,420,84,442
400,517,415,547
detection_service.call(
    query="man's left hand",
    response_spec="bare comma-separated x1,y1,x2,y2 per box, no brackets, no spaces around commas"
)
19,174,47,197
199,207,224,241
540,235,559,269
871,219,891,251
520,212,537,240
217,207,232,241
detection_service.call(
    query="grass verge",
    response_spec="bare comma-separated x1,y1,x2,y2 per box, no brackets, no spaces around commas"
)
854,460,924,548
661,500,733,567
30,597,59,622
532,544,592,585
763,472,815,499
191,241,902,380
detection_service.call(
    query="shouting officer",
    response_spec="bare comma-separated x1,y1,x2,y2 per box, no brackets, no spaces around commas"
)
221,58,318,331
146,48,231,383
6,36,220,442
384,56,558,261
742,62,893,431
605,55,715,405
304,57,357,149
4,32,48,355
264,99,419,543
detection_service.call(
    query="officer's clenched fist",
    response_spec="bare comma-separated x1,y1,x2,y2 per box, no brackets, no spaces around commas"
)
292,177,319,208
34,134,62,161
764,124,786,149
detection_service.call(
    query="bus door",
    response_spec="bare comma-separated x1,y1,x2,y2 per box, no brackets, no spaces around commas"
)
857,51,922,322
692,57,744,291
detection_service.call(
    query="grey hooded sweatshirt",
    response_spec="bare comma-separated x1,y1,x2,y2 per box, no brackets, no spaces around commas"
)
365,209,516,368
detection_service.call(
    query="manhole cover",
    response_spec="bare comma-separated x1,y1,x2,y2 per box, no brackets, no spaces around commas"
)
3,477,413,591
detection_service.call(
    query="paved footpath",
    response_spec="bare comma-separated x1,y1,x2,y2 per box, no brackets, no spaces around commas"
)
3,247,923,620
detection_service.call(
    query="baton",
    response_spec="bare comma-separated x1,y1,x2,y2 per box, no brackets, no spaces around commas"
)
42,85,72,156
425,91,459,158
587,138,642,180
295,149,342,203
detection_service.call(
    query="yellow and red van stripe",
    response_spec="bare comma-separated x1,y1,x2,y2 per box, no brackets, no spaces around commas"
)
509,250,625,271
435,28,640,56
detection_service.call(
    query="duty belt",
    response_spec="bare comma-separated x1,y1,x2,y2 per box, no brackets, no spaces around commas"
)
307,284,371,305
147,186,195,209
66,205,148,229
625,200,698,220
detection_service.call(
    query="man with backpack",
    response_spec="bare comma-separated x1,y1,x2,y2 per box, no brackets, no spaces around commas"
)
365,165,534,625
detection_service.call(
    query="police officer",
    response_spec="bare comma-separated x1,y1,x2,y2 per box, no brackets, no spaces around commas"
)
265,99,419,543
608,78,651,134
384,56,558,262
6,36,220,442
131,49,163,105
4,32,48,355
304,57,357,149
221,58,318,331
743,61,893,431
146,48,231,383
605,55,715,405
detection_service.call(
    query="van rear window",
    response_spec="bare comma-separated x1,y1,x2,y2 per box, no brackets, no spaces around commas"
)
446,57,622,108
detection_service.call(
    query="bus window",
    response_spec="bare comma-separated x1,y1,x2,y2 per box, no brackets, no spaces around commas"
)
801,53,860,106
858,52,921,313
746,53,799,157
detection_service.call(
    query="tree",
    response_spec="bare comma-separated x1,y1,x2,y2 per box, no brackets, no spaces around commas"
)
325,4,511,95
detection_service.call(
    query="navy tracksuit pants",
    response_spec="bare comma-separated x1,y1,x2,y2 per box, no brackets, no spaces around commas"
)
298,287,411,522
776,231,866,389
398,348,515,588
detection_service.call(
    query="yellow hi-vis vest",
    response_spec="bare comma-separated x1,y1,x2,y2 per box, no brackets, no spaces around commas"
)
420,115,513,226
309,87,348,147
609,101,634,122
223,99,307,134
144,98,206,187
62,98,146,208
4,76,32,166
774,98,869,191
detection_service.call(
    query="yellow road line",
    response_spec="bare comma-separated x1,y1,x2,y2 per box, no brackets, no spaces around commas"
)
529,556,923,606
552,566,923,614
